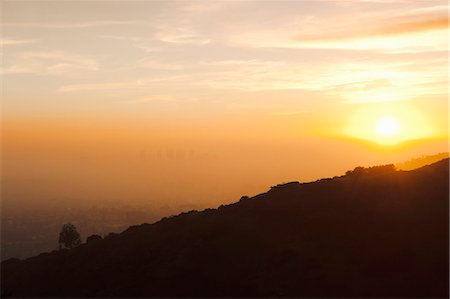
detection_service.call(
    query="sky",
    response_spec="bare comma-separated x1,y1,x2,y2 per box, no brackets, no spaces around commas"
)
1,0,448,213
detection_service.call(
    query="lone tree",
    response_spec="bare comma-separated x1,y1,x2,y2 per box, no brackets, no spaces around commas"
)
58,223,81,249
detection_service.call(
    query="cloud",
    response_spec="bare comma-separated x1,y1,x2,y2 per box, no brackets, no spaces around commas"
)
57,76,183,92
100,35,160,53
3,20,140,29
226,2,447,53
405,5,448,16
344,97,409,104
119,95,176,104
153,27,211,45
197,56,447,105
177,1,227,15
2,51,99,75
102,28,211,48
377,17,448,36
320,55,448,103
295,17,448,42
326,79,393,92
0,38,39,46
230,22,447,52
137,58,184,70
57,81,136,92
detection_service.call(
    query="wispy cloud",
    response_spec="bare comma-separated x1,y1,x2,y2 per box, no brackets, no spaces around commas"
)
377,17,448,36
2,51,99,75
3,0,446,117
56,53,447,106
119,95,176,104
295,17,448,42
57,76,184,92
0,38,39,46
3,20,140,29
57,81,136,92
154,27,211,45
101,26,211,50
137,58,184,71
100,35,160,53
404,5,448,16
227,3,447,53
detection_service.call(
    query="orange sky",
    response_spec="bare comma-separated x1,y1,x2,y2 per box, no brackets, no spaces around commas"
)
1,0,448,213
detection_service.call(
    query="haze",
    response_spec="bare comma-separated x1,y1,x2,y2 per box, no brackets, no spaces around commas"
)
2,0,448,215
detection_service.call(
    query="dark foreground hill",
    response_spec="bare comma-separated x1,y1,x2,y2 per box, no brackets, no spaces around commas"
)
2,159,449,298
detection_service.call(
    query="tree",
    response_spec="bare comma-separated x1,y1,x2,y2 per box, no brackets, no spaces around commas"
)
58,223,81,249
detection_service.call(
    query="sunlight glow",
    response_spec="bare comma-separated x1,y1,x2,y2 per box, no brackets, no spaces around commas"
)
344,102,436,146
376,117,399,138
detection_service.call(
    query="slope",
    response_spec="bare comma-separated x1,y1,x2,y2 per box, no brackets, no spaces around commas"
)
1,159,449,298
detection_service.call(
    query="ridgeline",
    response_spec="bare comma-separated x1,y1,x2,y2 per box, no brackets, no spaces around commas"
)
2,159,448,298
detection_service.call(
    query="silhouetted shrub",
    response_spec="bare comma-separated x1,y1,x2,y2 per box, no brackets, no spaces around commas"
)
270,181,300,191
368,164,396,174
181,210,198,216
240,196,250,201
346,164,396,177
86,234,103,244
351,166,366,176
104,232,118,240
58,223,81,249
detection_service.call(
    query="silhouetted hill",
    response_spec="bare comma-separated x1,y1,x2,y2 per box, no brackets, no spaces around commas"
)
2,159,449,298
396,152,449,170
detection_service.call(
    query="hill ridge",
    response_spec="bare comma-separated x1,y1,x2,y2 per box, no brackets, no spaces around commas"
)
2,158,449,298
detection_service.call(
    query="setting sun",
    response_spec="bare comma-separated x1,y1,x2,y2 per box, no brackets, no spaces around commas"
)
343,101,439,146
375,117,400,138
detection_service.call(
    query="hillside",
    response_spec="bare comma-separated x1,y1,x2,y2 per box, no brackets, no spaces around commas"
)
396,152,449,170
1,159,449,298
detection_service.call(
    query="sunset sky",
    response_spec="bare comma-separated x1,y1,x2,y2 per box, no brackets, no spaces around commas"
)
1,0,448,211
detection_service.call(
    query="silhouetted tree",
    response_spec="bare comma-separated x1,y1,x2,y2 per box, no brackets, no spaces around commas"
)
58,223,81,249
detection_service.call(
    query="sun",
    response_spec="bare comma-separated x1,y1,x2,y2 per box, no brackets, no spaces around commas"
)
342,102,436,147
375,117,399,138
